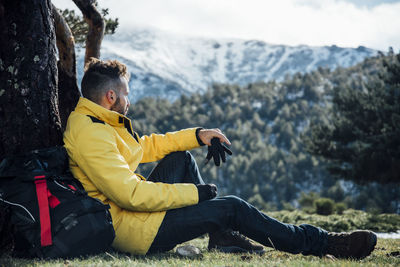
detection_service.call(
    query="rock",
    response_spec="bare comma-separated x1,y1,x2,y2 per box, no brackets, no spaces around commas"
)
175,245,202,258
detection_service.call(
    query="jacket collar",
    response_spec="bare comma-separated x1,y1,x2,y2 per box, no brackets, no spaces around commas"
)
74,97,131,127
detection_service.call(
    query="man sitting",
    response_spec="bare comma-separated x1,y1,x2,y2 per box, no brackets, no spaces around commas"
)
63,58,377,258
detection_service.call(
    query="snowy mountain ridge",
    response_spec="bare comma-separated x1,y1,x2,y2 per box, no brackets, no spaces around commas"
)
77,27,378,102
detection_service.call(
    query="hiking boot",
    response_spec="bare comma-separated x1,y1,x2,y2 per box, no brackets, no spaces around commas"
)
326,230,377,259
208,230,265,255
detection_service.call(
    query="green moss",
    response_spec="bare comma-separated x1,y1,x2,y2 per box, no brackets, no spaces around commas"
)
7,66,14,74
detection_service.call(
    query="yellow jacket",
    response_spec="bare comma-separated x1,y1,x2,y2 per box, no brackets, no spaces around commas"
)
63,97,200,254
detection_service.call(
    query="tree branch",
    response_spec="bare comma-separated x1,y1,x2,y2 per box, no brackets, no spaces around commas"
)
53,4,76,77
52,4,80,130
73,0,105,65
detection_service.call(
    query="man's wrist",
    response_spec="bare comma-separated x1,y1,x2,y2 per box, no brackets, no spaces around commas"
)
195,128,205,146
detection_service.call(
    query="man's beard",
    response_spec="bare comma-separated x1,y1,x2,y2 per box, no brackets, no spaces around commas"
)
110,96,127,115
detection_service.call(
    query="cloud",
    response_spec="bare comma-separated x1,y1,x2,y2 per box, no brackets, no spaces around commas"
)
52,0,400,51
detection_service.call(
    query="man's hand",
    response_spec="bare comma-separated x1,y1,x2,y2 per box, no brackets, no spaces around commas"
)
205,137,233,166
198,128,231,147
196,184,218,202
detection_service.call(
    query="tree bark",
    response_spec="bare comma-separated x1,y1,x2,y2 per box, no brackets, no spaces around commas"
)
52,4,80,130
0,0,62,159
73,0,105,65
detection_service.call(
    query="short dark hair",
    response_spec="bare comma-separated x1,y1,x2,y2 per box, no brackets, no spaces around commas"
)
81,58,130,103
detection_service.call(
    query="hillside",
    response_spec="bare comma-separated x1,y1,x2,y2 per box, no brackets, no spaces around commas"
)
77,27,377,102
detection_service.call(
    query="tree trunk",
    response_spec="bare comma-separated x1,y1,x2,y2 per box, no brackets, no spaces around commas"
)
0,0,62,159
53,4,80,130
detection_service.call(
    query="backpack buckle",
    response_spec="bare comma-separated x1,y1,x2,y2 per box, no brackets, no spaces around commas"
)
34,175,46,181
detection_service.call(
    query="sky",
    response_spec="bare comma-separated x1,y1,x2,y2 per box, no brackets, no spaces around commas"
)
52,0,400,51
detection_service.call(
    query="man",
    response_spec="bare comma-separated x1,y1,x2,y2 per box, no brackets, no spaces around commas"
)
63,58,377,258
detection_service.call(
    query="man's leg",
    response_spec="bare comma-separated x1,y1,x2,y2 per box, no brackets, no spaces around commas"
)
147,151,205,185
146,151,263,253
148,196,328,256
146,152,376,258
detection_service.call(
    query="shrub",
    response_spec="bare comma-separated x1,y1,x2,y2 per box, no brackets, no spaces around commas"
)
335,202,347,214
314,198,335,215
332,220,350,231
281,201,295,211
298,191,319,209
302,206,316,214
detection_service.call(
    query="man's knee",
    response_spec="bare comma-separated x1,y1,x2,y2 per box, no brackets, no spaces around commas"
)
223,195,248,210
163,151,190,162
208,196,250,229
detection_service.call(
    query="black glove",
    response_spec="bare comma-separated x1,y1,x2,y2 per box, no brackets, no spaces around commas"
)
205,137,233,166
196,184,217,202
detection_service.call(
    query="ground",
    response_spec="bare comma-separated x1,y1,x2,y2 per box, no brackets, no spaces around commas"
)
0,236,399,267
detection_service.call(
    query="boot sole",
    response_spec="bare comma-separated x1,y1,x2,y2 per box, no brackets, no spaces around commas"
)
363,231,377,258
351,230,377,259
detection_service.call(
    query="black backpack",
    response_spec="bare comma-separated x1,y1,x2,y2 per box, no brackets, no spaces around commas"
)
0,146,115,259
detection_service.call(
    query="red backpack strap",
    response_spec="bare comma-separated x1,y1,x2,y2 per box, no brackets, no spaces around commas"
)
47,189,61,208
34,175,52,247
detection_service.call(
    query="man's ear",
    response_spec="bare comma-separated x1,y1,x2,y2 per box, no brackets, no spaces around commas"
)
105,90,116,105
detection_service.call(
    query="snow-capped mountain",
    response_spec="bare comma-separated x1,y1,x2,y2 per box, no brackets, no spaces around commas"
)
77,28,378,102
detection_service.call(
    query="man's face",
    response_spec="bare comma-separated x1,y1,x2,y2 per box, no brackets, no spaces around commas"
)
110,77,130,116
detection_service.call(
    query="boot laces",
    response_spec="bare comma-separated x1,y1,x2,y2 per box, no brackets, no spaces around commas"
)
230,231,252,245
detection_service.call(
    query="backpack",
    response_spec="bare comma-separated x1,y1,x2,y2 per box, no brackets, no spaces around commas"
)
0,146,115,259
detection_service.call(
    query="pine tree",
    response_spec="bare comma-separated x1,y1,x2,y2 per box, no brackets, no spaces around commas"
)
305,51,400,184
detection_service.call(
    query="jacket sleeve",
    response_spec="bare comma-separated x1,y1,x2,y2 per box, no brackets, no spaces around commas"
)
138,128,201,163
73,124,199,211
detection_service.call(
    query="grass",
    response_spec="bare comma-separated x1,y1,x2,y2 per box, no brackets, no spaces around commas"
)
0,237,399,267
267,209,400,233
1,210,399,266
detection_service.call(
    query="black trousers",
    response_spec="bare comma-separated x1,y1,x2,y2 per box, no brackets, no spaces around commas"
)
147,151,328,256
